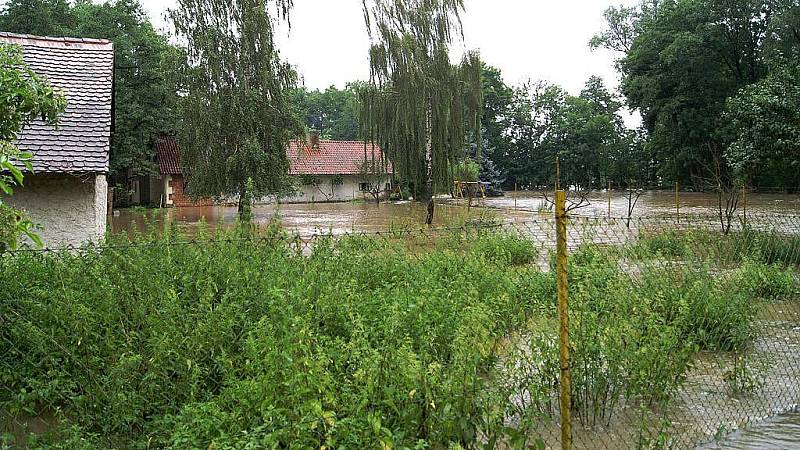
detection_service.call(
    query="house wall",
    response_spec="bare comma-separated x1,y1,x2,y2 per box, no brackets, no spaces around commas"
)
282,175,392,203
164,174,214,207
7,173,107,247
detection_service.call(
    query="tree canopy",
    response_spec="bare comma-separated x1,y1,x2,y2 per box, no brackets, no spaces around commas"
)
595,0,800,189
358,0,483,223
170,0,304,210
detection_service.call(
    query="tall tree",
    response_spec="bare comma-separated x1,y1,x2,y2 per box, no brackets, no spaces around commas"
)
170,0,304,214
359,0,483,224
594,0,785,187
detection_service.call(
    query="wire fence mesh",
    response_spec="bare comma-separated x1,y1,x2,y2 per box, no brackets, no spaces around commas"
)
1,212,799,448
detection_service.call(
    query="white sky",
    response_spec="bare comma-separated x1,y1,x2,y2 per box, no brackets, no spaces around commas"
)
142,0,637,94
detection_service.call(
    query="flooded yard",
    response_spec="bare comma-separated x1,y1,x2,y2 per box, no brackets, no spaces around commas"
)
110,190,800,236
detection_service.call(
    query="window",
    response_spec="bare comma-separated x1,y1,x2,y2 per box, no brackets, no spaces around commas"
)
359,182,372,192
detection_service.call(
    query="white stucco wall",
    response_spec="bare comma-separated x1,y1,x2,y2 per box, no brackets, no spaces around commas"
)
282,175,392,203
7,173,108,248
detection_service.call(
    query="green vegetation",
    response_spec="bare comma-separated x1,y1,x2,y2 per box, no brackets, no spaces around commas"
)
594,0,800,190
3,223,797,447
0,226,543,448
169,0,304,215
0,43,66,250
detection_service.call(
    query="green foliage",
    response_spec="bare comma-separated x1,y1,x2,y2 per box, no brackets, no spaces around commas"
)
0,43,66,250
292,85,360,140
487,77,637,189
358,0,483,207
0,228,543,448
595,0,800,188
453,159,480,183
724,65,800,186
169,0,304,209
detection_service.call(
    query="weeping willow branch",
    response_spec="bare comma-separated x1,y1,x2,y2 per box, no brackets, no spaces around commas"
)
169,0,304,214
358,0,483,224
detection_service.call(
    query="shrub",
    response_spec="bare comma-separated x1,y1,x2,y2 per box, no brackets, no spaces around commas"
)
0,228,546,448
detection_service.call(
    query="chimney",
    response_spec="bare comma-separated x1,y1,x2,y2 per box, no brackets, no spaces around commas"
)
309,130,320,149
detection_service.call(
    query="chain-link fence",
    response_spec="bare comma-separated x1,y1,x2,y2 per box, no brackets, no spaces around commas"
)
1,212,799,448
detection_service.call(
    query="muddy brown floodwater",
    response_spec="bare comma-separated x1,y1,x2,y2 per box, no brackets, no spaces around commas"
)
110,200,523,236
111,191,800,236
697,411,800,449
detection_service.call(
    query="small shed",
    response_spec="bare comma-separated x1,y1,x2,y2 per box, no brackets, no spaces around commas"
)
1,32,113,247
153,136,213,207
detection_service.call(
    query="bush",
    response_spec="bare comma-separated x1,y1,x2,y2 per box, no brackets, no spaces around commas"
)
0,228,545,448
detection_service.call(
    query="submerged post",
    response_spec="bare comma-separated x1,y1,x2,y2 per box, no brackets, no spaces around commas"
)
555,190,572,450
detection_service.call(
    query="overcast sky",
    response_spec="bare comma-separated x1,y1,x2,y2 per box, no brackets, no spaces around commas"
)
141,0,637,95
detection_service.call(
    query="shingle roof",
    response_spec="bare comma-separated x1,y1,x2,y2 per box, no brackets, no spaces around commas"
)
0,32,113,173
154,136,182,175
288,140,391,175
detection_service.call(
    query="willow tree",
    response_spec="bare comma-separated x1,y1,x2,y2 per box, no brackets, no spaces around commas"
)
359,0,482,224
170,0,303,215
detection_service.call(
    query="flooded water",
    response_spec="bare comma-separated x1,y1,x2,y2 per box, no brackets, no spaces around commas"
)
110,200,522,236
486,190,800,217
698,411,800,449
110,191,800,236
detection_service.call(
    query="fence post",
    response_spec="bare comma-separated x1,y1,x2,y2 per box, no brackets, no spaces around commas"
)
607,181,612,218
675,181,680,221
514,182,518,211
555,190,572,450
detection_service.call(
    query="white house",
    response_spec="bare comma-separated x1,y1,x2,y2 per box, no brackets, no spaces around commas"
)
284,132,393,203
1,32,113,247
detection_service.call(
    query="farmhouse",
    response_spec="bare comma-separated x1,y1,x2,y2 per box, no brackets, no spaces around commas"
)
1,32,113,247
286,132,393,203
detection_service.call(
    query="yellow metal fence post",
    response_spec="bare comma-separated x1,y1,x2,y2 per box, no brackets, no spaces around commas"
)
555,190,572,450
514,182,518,211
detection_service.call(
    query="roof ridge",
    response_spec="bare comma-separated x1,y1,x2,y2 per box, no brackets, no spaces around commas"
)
0,31,112,48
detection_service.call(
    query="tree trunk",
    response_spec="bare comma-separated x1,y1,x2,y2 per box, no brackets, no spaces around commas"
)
424,105,434,226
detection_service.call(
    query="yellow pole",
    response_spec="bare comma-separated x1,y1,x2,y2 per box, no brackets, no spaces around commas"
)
514,182,518,211
607,181,612,218
555,190,572,450
675,181,680,221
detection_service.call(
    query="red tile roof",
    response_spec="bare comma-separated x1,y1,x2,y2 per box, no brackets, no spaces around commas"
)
288,140,391,175
154,138,391,177
155,136,182,175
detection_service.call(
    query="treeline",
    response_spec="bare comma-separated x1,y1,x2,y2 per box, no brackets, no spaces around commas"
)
478,67,643,190
3,0,799,193
593,0,800,191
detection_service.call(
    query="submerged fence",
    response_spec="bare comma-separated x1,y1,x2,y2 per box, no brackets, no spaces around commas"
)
2,206,800,449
